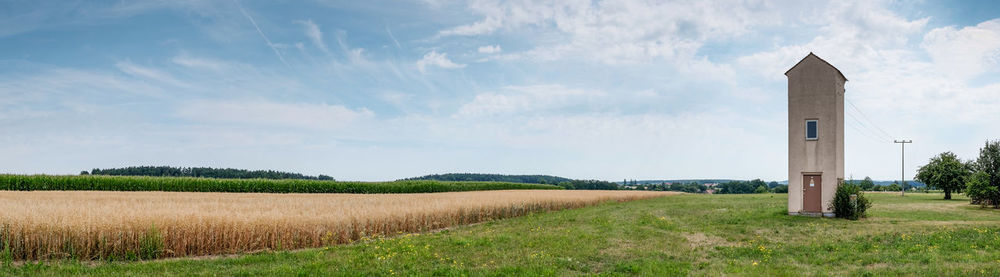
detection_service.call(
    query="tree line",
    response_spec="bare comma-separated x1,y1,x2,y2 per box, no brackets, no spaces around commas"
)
844,177,906,192
402,173,617,190
403,173,572,184
714,179,787,194
914,140,1000,205
84,166,334,181
624,179,788,194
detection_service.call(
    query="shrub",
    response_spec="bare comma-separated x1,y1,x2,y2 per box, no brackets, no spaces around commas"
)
772,185,788,193
830,182,870,220
754,185,769,193
969,140,1000,207
967,171,999,208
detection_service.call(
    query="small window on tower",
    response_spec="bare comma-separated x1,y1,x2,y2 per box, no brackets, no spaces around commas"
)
806,120,818,140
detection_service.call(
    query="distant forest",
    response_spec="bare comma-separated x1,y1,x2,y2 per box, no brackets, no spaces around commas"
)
622,179,788,194
403,173,572,184
403,173,618,190
85,166,334,180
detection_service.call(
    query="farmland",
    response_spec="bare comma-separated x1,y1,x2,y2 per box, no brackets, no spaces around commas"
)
5,192,1000,275
0,190,670,261
0,175,559,193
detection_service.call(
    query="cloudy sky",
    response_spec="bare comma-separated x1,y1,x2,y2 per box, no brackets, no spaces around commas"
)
2,0,999,181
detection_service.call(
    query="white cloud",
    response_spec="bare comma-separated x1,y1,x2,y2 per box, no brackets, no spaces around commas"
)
296,19,329,54
439,0,787,65
922,19,1000,80
456,84,605,117
416,50,466,73
736,1,930,80
477,45,502,54
175,100,374,130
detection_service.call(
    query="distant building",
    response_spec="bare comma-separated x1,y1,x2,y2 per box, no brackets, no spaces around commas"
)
785,53,846,217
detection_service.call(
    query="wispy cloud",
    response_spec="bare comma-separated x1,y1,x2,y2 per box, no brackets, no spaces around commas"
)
171,55,232,72
233,0,290,67
175,100,374,130
114,61,188,88
386,25,402,49
296,19,329,54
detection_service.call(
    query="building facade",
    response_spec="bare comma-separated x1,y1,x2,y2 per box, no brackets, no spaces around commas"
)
785,53,846,217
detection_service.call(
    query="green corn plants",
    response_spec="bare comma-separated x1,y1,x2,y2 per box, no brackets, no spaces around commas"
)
0,175,561,193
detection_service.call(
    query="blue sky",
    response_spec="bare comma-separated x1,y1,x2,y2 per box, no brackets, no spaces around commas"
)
2,0,1000,181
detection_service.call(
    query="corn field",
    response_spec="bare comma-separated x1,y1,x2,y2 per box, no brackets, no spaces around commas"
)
0,190,673,261
0,175,560,193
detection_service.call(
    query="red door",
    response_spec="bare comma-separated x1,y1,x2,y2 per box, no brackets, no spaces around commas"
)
803,175,822,212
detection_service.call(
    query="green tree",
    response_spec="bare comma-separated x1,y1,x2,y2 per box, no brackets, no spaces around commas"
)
968,140,1000,206
915,152,971,200
967,171,999,207
754,185,769,194
859,177,875,191
886,182,901,191
773,185,789,193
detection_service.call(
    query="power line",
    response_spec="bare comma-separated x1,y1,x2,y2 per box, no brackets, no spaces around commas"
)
847,120,890,143
846,98,893,139
846,110,892,142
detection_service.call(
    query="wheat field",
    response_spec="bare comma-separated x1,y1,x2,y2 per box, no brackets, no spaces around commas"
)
0,190,673,260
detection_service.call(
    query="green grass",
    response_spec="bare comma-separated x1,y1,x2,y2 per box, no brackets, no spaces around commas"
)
0,174,561,193
4,193,1000,276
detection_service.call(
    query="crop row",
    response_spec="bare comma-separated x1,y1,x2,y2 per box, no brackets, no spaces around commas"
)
0,174,561,193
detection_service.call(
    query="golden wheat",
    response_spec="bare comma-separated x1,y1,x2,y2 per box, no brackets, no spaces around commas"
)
0,190,674,260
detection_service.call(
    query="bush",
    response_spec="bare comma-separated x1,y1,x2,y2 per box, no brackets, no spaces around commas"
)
830,182,870,220
967,171,999,208
772,185,788,193
969,140,1000,207
754,185,769,193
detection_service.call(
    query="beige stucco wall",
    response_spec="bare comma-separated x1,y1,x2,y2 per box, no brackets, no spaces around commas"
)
786,54,846,215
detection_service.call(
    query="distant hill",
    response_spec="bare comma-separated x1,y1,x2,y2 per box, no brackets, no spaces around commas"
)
402,173,573,184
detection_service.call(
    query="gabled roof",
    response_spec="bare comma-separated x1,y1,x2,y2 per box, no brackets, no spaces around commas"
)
784,52,847,81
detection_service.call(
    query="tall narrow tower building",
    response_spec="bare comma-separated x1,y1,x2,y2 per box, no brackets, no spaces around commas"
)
785,53,846,217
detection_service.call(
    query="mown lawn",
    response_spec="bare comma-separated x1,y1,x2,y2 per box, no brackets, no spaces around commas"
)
4,192,1000,276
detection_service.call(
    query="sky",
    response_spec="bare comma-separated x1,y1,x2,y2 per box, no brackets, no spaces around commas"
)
1,0,1000,182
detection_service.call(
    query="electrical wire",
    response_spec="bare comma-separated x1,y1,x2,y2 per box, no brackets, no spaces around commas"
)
846,98,894,140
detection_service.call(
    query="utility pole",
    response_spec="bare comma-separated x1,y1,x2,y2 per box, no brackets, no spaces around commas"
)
894,140,912,196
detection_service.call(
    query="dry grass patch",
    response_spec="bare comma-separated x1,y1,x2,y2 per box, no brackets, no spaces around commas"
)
684,232,732,249
0,190,673,261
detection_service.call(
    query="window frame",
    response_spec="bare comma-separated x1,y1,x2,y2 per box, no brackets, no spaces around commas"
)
805,119,819,141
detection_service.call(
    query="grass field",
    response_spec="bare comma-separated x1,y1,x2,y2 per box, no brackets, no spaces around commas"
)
0,174,560,193
0,190,668,261
4,192,1000,276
